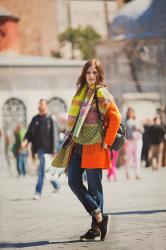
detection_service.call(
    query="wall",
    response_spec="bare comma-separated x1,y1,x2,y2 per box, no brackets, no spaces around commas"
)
0,0,59,56
0,55,85,130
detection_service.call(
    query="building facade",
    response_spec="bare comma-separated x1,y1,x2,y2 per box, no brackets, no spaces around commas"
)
0,0,118,57
96,0,166,117
0,54,85,133
0,8,19,52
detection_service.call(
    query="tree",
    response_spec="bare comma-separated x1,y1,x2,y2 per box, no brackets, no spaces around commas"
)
59,26,101,59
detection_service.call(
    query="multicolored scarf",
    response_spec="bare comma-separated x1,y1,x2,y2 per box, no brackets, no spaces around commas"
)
63,83,113,145
51,84,114,170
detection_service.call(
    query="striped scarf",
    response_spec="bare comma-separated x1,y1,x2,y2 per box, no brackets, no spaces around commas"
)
63,84,113,146
51,84,114,169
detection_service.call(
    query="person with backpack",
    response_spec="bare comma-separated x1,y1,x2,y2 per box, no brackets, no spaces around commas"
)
52,58,121,241
22,99,61,199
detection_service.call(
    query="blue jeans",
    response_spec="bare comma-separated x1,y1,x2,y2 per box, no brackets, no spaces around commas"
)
68,147,103,216
16,153,27,176
36,148,61,194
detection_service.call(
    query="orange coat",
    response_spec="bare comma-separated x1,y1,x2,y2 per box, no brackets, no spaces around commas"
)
81,101,121,169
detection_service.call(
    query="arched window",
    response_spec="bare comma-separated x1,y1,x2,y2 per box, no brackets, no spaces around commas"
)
48,97,67,118
2,98,26,132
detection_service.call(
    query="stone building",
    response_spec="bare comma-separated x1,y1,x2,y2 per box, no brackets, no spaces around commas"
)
0,0,118,134
0,8,19,52
0,54,84,133
96,0,166,118
0,0,118,57
0,8,85,133
0,0,60,55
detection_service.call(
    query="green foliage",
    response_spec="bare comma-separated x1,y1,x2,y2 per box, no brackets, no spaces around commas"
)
59,26,101,59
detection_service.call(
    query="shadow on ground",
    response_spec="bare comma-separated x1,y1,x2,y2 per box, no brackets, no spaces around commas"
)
0,240,84,248
109,209,166,215
1,209,166,248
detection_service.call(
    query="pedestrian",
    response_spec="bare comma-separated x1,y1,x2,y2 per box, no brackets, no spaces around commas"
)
107,150,118,181
148,116,166,170
22,99,61,200
0,128,2,155
157,104,166,167
12,124,28,176
141,118,152,167
124,107,143,180
52,58,121,241
4,130,11,167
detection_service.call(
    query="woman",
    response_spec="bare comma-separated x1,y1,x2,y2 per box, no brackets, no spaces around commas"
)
124,107,143,179
52,58,121,241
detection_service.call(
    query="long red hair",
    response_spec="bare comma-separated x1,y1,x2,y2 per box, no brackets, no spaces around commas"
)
76,58,106,95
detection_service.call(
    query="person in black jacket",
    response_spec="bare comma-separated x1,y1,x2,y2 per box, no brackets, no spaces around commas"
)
148,116,166,170
22,99,60,199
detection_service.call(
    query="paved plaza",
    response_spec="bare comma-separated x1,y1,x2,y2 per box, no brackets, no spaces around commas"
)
0,156,166,250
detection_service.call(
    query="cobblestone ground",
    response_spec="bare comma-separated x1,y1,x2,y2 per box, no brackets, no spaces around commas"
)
0,155,166,250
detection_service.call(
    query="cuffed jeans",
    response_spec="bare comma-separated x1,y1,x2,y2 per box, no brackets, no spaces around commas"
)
68,146,103,216
36,148,61,194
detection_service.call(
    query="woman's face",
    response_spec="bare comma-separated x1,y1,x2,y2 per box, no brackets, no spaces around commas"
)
86,65,98,88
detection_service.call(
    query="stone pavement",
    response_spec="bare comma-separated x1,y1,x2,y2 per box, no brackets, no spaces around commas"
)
0,157,166,250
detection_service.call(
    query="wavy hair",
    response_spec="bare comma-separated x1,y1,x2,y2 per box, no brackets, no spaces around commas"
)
76,58,106,95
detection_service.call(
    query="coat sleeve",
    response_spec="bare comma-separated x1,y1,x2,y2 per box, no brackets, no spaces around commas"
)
24,117,35,143
103,100,121,146
96,87,121,147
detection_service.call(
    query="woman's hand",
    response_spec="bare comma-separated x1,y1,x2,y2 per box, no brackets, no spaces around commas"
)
103,143,108,149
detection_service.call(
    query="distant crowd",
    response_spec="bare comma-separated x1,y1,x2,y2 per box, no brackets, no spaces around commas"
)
0,104,165,182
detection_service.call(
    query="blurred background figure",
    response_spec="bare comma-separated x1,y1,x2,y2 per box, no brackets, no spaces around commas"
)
21,99,61,200
148,116,166,170
12,124,28,177
0,128,2,154
141,118,153,167
124,107,143,180
107,150,118,182
4,130,12,168
157,104,166,167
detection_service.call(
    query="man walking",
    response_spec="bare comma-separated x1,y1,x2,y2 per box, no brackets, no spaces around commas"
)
22,99,60,199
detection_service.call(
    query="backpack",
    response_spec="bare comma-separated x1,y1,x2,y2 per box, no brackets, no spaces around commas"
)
95,91,126,152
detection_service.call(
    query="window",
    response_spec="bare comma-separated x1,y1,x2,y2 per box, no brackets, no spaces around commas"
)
3,98,26,132
48,97,67,118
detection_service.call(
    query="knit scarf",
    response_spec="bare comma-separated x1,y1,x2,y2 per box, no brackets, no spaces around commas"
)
63,83,113,145
62,84,93,142
51,84,114,170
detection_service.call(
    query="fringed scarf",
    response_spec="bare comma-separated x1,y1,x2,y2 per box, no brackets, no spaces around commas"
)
51,84,114,169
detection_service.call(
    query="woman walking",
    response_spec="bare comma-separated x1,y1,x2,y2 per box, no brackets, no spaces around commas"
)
124,107,143,180
52,58,121,241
